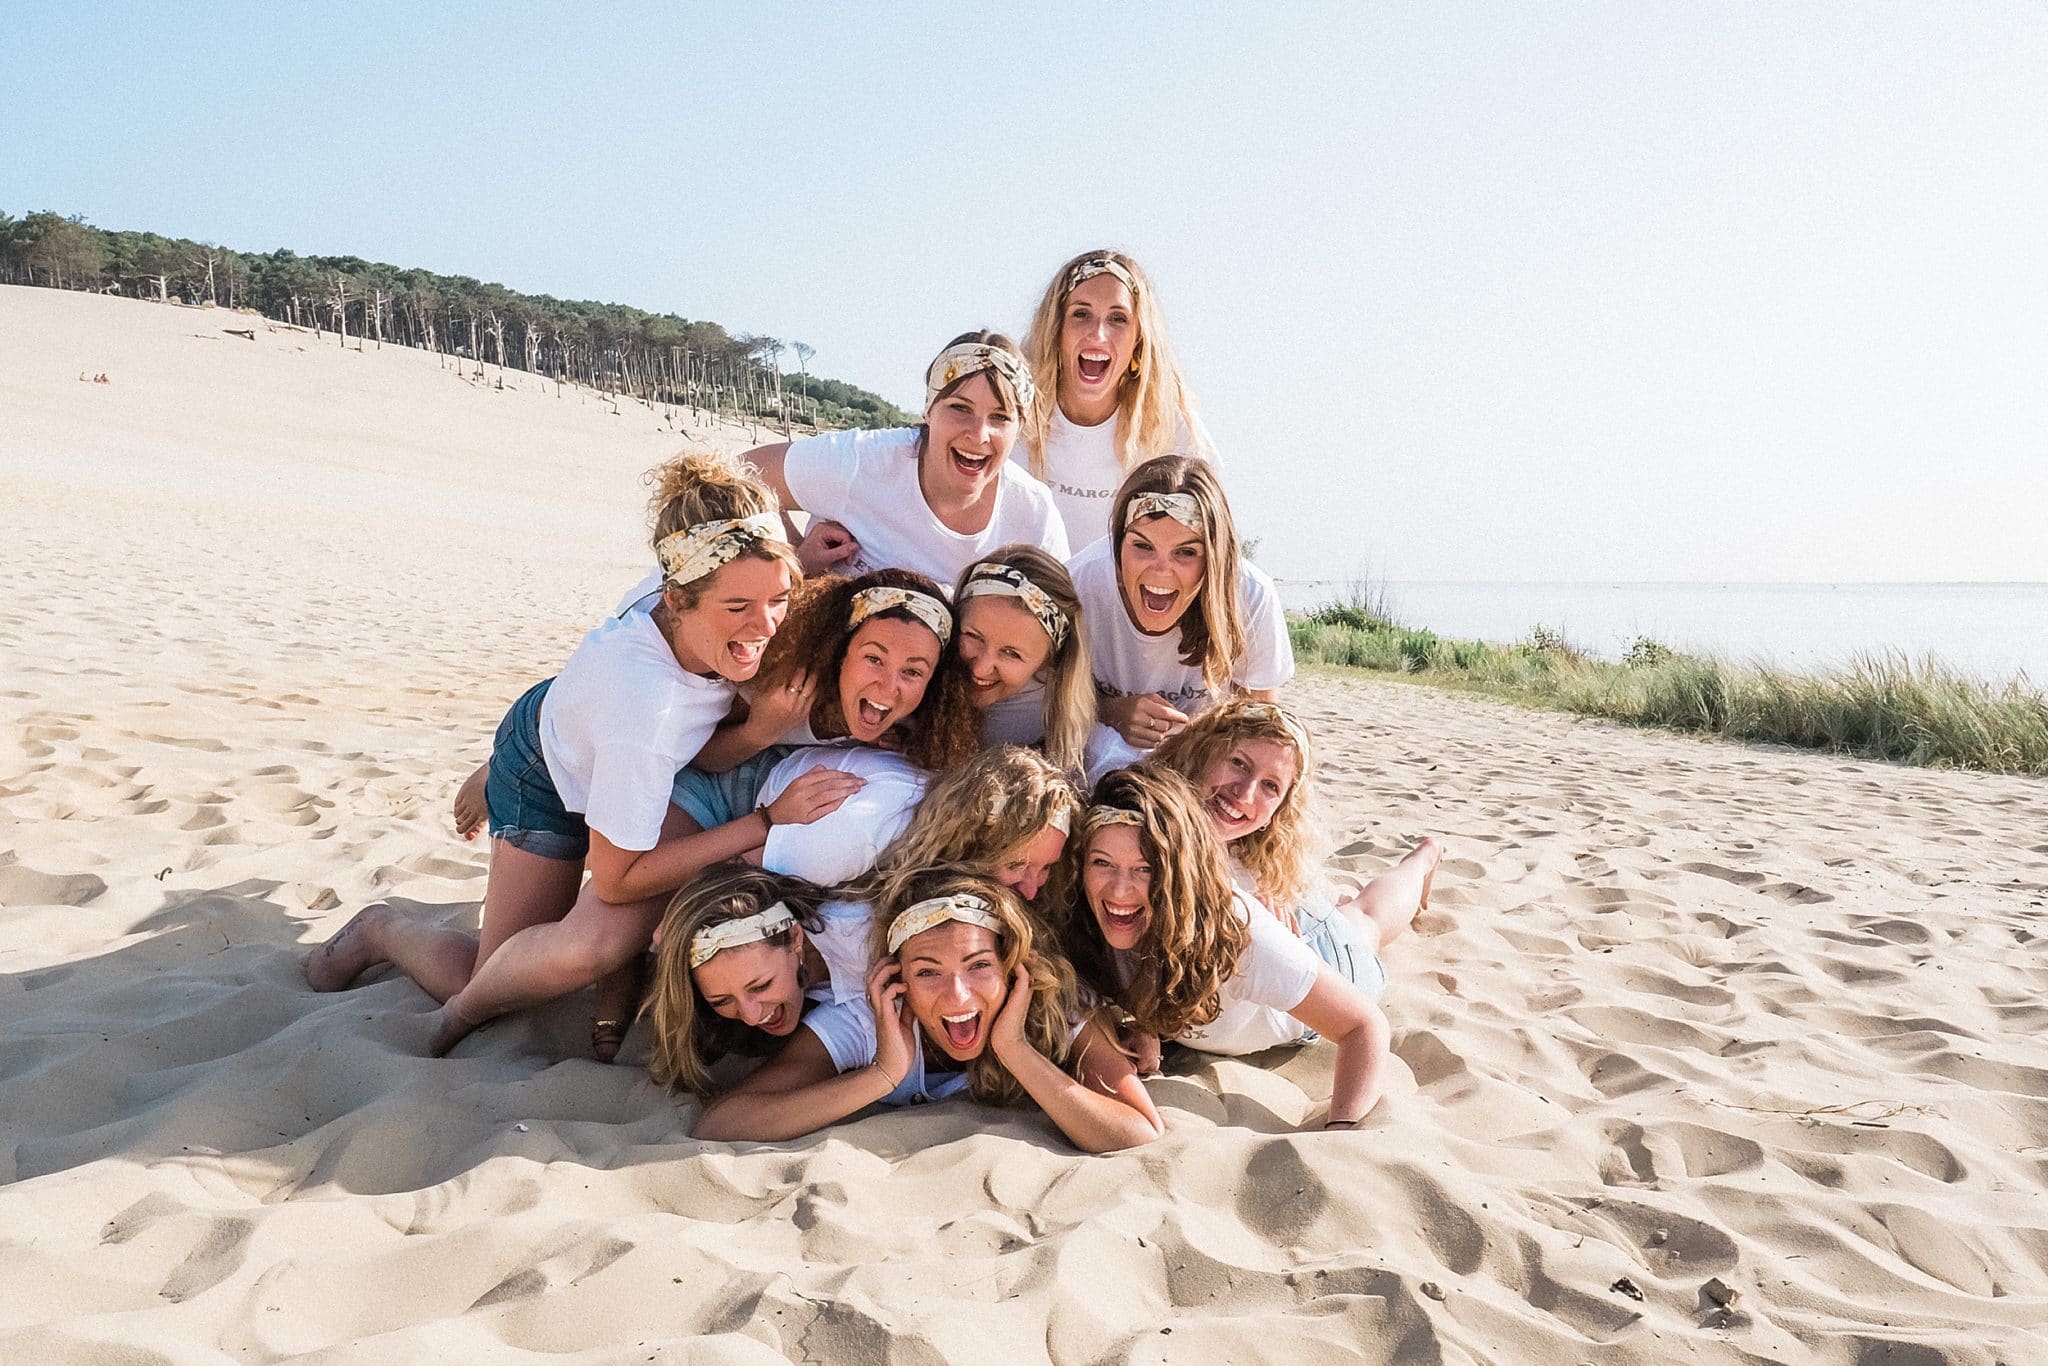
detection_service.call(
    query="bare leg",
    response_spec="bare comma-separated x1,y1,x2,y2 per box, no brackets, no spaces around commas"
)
1336,837,1443,953
452,761,490,839
429,881,667,1056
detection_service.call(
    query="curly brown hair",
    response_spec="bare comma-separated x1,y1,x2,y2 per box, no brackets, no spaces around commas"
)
1048,765,1248,1039
751,568,981,772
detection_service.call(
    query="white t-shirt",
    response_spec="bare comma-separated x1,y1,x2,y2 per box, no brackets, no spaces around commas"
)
1031,409,1202,549
784,426,1069,583
805,899,875,1006
804,996,971,1106
979,681,1048,748
1170,889,1323,1055
757,745,928,887
538,612,737,851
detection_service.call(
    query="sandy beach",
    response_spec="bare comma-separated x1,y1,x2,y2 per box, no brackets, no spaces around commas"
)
4,284,2047,1362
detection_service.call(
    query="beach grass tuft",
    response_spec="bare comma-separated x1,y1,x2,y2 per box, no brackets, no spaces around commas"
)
1289,609,2048,775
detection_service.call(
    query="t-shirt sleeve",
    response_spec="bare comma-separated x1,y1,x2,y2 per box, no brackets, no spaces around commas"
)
802,998,878,1075
1233,905,1321,1014
581,742,685,851
1236,571,1296,693
782,430,859,521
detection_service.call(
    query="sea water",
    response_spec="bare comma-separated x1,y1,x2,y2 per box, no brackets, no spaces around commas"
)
1275,581,2048,686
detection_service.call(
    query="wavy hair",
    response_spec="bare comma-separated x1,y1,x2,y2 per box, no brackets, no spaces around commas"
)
859,747,1081,896
866,866,1080,1107
1020,249,1210,473
1048,766,1248,1039
952,544,1093,776
1147,698,1324,918
645,863,830,1096
1108,456,1245,696
645,450,800,609
751,567,981,771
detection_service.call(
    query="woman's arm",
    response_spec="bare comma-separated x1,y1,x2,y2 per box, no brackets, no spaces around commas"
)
741,441,802,532
690,670,816,774
583,766,864,903
743,440,859,573
991,976,1163,1152
1286,967,1392,1127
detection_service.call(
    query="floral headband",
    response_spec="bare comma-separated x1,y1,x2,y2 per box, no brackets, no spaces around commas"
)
656,513,787,589
925,342,1036,416
1238,701,1313,754
1091,807,1144,829
886,892,1003,955
849,585,954,643
1124,491,1203,533
687,902,796,969
1064,254,1138,300
959,562,1069,648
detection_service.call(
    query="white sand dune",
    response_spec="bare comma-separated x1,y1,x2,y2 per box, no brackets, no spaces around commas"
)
3,283,2046,1362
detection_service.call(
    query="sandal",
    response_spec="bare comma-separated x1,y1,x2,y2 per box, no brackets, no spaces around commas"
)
590,1018,628,1064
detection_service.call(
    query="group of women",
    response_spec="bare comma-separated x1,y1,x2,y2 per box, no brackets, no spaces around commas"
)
304,249,1442,1152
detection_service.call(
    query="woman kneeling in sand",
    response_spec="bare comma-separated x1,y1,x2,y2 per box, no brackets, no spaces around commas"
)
693,867,1161,1152
1053,766,1393,1129
303,454,860,1055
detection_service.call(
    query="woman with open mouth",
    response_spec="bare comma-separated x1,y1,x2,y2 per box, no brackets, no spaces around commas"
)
692,868,1162,1153
1068,455,1295,782
1148,698,1443,1035
304,453,858,1059
736,331,1069,586
950,545,1095,777
1019,250,1214,548
1051,765,1394,1131
862,745,1082,908
644,864,873,1097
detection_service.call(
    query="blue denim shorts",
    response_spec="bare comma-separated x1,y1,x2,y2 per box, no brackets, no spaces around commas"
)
1297,900,1388,1004
485,678,590,862
668,745,791,832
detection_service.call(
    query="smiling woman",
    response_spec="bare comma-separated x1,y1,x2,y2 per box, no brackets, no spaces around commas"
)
738,332,1070,585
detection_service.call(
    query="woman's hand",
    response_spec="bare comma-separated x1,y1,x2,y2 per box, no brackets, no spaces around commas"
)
866,955,915,1091
990,965,1035,1059
747,667,816,741
763,765,865,827
1116,1024,1162,1074
1108,692,1189,750
797,520,861,575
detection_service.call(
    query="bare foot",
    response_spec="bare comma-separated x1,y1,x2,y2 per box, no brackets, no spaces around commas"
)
427,996,484,1057
303,904,395,991
452,762,489,840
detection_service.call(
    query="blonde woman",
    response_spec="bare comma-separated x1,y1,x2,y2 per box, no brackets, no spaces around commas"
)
1052,766,1393,1130
738,331,1067,584
952,545,1093,776
1021,250,1212,547
1149,699,1442,1000
693,867,1160,1152
644,864,872,1096
866,746,1082,905
1070,455,1293,781
305,453,861,1057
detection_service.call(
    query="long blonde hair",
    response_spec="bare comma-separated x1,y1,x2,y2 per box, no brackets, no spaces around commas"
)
865,866,1079,1106
861,747,1081,892
645,450,800,609
1109,456,1246,695
953,544,1093,775
1147,699,1325,915
646,864,829,1096
1050,766,1248,1039
1021,249,1207,473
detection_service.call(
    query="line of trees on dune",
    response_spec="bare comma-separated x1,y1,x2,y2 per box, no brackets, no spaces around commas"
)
0,210,911,431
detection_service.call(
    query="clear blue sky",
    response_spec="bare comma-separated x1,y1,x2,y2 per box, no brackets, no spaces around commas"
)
6,4,2043,583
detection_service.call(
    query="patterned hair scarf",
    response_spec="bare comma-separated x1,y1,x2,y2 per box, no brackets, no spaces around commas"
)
1124,491,1203,533
849,585,954,642
687,902,796,969
1238,701,1313,755
959,562,1069,648
887,892,1004,955
657,513,787,589
1064,254,1139,299
925,342,1036,416
1091,807,1144,829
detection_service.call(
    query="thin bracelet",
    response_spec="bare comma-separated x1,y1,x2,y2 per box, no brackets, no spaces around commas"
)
873,1061,901,1092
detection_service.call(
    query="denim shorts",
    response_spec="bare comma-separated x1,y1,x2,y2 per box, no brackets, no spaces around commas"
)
485,678,590,862
669,745,792,832
1297,900,1388,1004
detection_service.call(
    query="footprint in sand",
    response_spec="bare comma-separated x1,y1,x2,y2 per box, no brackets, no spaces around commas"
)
0,865,108,907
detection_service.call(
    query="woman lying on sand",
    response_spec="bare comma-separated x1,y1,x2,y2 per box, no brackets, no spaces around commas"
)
742,331,1067,583
951,546,1094,776
1020,249,1212,547
1053,766,1393,1129
1147,698,1442,1028
304,454,861,1055
1070,455,1294,781
694,867,1161,1152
